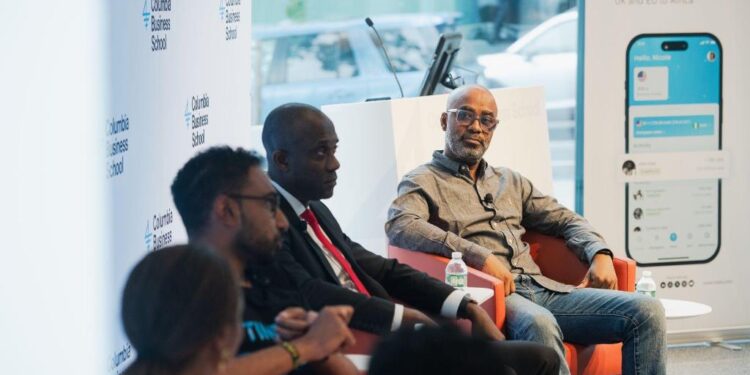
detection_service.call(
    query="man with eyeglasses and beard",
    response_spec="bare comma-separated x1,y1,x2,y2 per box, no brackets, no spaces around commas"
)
386,85,666,375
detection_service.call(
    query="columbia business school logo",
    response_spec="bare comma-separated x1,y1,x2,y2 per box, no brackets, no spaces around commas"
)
145,209,174,251
220,0,242,41
187,93,210,148
106,114,130,179
142,0,172,52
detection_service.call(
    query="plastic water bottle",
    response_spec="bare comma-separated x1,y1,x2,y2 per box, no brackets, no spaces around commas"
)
636,271,656,297
445,252,468,290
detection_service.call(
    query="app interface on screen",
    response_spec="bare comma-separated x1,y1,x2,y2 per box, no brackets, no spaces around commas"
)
627,35,721,264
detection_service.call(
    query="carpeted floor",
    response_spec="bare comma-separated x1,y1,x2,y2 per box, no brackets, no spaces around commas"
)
667,341,750,374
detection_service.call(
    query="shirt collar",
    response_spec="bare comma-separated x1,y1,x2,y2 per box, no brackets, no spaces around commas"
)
431,150,488,179
270,180,307,216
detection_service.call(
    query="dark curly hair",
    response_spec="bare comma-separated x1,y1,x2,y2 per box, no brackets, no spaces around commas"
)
171,146,263,238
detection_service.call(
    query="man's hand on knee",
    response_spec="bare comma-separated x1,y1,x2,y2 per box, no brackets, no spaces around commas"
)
466,302,505,341
578,253,618,290
481,256,515,296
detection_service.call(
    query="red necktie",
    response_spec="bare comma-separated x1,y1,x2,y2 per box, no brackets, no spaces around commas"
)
300,208,370,296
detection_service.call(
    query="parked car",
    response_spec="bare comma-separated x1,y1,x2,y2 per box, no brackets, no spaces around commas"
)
477,10,577,138
251,14,458,123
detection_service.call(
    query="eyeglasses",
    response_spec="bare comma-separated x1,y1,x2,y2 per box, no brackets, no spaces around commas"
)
227,193,280,214
446,108,499,131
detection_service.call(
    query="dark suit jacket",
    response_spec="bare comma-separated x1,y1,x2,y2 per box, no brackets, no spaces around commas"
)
276,195,456,333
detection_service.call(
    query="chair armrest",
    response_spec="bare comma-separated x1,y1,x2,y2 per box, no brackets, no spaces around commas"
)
613,256,636,292
523,231,637,292
388,245,506,328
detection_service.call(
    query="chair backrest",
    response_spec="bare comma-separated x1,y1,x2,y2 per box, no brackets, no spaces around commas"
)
523,231,589,286
344,330,381,355
524,231,638,292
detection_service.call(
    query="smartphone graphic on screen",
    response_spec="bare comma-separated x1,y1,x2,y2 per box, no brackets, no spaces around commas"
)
625,33,722,266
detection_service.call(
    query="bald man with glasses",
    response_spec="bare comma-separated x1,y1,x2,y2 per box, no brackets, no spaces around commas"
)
386,85,667,375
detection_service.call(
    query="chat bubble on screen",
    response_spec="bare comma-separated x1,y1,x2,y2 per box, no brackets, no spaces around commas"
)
633,66,669,101
634,115,714,138
617,150,729,182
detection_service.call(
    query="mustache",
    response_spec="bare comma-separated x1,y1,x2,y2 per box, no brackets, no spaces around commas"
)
462,135,486,144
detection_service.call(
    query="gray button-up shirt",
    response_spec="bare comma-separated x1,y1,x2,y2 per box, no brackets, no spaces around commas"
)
385,150,610,293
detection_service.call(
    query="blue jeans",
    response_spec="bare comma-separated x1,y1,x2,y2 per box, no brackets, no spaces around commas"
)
505,275,666,375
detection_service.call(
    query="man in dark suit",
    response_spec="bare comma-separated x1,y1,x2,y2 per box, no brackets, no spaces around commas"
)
261,103,560,375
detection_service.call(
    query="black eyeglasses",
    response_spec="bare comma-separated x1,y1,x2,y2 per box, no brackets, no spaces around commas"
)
446,108,499,131
227,193,280,214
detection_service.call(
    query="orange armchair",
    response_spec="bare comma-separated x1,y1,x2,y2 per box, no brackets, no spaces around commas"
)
388,231,636,375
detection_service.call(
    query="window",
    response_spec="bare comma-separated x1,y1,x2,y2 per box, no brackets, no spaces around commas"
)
264,32,359,85
519,19,576,56
370,27,436,73
252,0,580,208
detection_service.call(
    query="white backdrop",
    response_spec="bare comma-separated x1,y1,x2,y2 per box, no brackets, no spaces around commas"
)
107,0,252,372
582,0,750,342
1,2,109,374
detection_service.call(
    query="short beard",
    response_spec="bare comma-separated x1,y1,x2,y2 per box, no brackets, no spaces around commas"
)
447,135,486,165
235,240,276,265
235,211,279,265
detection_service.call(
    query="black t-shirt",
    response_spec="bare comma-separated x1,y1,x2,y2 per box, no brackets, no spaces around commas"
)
237,261,313,373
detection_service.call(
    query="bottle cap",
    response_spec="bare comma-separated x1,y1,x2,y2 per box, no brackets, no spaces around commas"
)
451,252,462,259
642,271,652,277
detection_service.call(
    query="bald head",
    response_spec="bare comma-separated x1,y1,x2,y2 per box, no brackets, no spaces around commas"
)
262,103,331,157
445,85,495,111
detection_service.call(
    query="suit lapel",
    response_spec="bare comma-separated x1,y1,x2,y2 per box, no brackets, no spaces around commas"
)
310,203,377,289
278,195,340,283
310,203,353,262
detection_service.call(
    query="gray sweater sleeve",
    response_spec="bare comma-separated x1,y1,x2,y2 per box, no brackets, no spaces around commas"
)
385,175,494,270
516,171,610,263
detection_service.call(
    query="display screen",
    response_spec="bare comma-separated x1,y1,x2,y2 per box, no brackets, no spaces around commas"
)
626,34,721,265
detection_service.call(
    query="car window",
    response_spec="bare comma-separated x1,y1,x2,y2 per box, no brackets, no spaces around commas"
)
267,32,360,84
370,27,437,73
518,19,576,57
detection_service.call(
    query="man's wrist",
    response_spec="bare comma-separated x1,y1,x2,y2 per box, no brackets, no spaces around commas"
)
280,341,305,369
290,336,320,365
595,249,613,259
457,295,479,319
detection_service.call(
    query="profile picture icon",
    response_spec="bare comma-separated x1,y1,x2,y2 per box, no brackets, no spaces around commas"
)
633,208,643,220
633,190,643,200
637,70,647,82
635,119,643,127
634,226,641,232
622,160,636,176
707,51,716,62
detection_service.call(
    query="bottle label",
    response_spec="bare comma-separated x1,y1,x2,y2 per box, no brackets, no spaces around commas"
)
636,290,656,298
446,273,467,289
